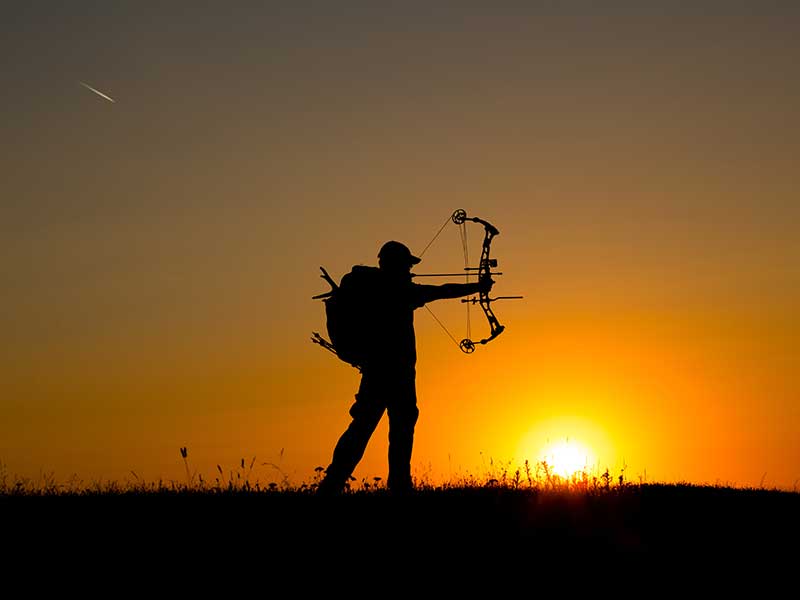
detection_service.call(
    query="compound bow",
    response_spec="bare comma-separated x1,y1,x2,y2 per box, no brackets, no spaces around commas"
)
414,209,522,353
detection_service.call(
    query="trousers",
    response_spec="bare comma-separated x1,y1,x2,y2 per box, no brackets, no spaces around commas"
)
320,366,419,493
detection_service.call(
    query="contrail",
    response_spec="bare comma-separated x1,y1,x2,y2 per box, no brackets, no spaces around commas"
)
79,81,116,103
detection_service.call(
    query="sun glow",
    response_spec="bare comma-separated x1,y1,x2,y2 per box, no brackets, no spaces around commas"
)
517,418,613,480
540,438,595,478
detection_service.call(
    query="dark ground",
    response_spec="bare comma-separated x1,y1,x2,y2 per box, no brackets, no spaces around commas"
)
4,483,798,588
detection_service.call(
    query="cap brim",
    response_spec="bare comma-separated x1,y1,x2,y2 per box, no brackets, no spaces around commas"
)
409,255,421,265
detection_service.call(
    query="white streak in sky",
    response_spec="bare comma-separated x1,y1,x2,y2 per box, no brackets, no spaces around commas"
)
79,81,116,103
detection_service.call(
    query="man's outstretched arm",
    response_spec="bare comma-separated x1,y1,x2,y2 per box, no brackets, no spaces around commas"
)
414,279,494,306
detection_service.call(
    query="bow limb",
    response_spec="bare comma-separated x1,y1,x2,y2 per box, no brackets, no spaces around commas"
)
456,211,505,353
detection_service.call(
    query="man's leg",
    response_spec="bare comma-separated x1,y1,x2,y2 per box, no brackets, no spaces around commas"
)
318,379,384,495
386,376,419,493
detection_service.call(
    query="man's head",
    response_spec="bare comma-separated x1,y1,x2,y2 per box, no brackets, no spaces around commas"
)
378,241,421,273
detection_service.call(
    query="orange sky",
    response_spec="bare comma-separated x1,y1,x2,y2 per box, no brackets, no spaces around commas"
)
2,7,798,491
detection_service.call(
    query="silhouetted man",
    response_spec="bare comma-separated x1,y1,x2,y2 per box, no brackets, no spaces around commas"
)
317,240,493,495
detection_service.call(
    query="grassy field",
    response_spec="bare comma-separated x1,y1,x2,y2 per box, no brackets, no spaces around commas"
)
4,459,798,579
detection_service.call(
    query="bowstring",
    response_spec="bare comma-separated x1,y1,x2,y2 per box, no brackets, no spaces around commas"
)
460,220,471,342
418,212,472,350
417,212,454,259
423,304,460,348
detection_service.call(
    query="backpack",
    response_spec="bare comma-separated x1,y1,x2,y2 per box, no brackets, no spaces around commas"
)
311,265,380,370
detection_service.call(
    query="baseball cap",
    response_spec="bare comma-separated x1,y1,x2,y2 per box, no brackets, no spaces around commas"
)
378,240,421,265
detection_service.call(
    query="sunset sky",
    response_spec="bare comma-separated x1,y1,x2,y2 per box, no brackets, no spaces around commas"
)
2,4,798,491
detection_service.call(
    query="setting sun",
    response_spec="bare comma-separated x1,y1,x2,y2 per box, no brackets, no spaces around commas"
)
516,417,615,480
540,439,595,478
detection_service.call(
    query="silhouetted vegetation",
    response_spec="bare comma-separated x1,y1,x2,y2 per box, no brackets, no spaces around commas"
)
3,451,797,573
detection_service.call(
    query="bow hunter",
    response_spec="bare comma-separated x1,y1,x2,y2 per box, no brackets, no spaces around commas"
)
312,210,521,496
